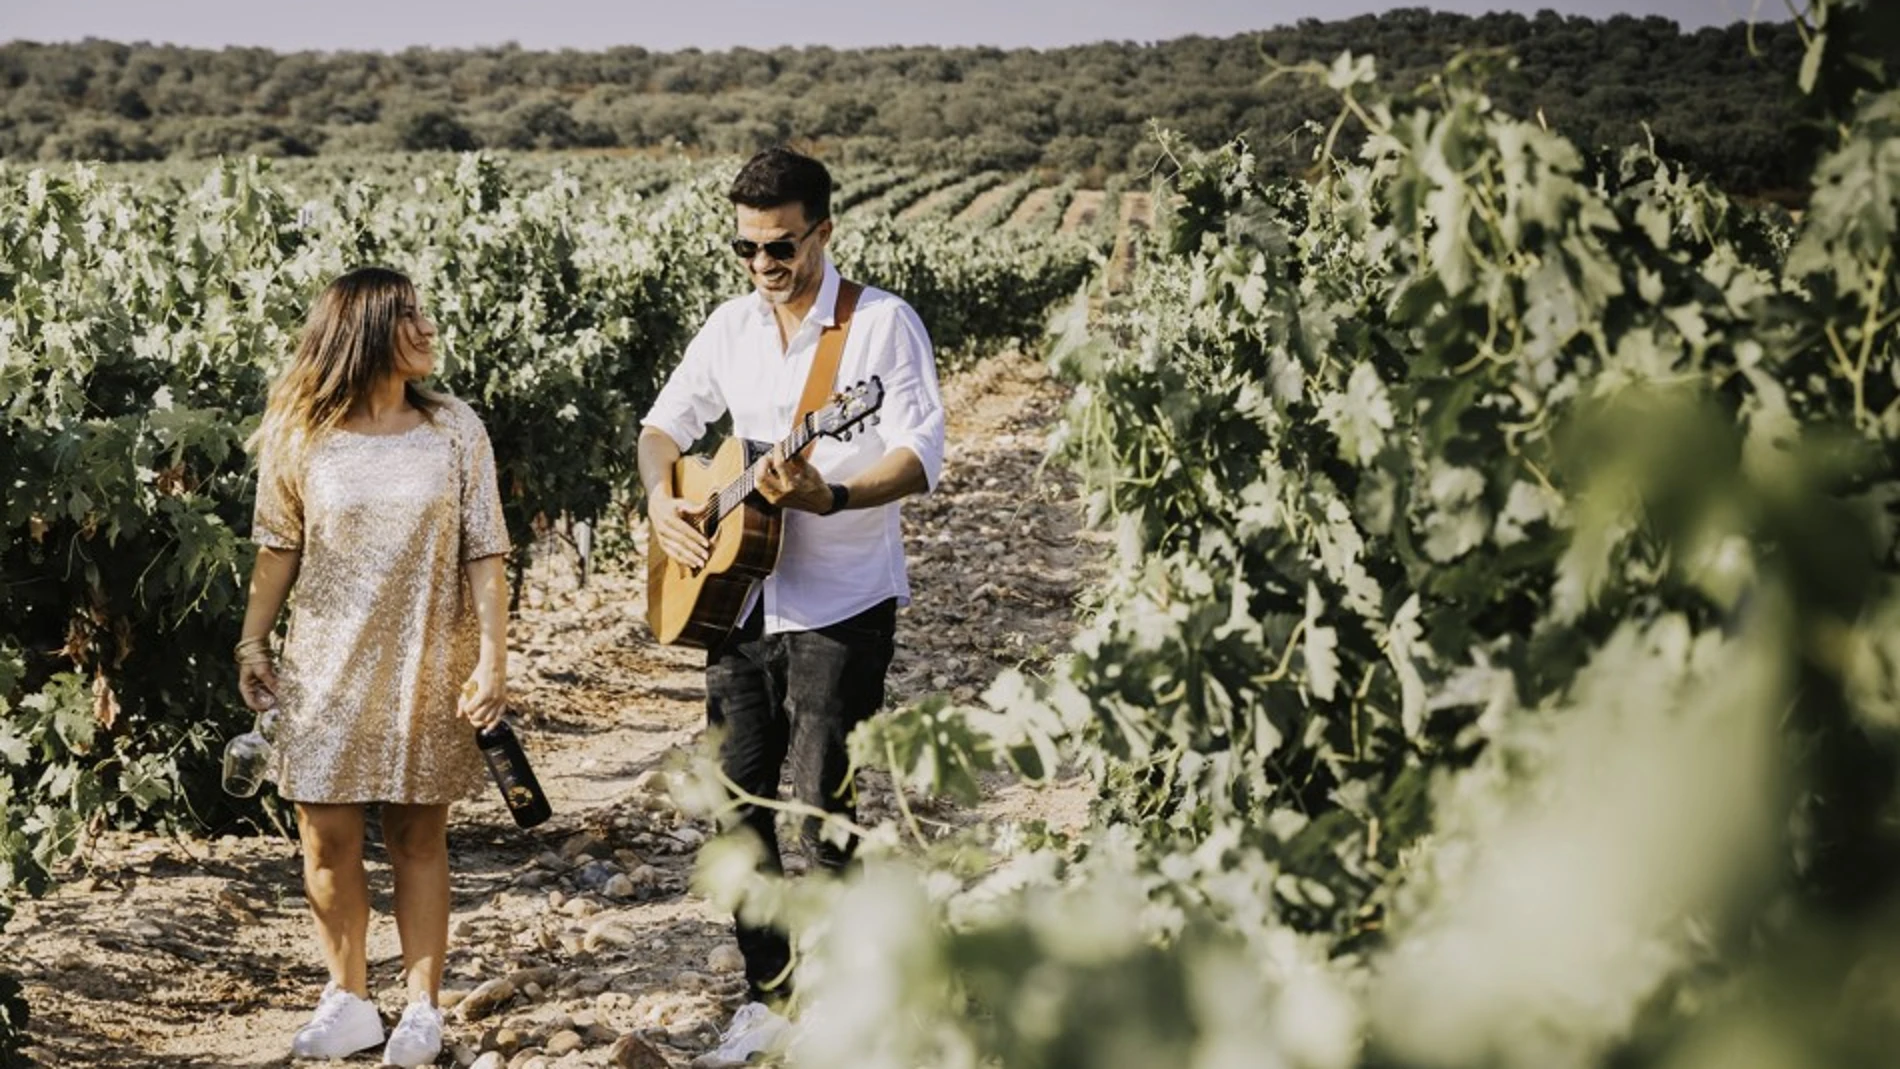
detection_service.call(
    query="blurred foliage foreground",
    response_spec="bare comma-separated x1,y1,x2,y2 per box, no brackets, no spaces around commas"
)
663,3,1900,1067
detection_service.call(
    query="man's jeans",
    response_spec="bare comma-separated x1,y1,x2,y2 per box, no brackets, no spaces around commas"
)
704,597,897,1003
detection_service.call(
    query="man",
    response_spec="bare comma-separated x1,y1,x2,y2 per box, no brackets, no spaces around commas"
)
638,146,945,1068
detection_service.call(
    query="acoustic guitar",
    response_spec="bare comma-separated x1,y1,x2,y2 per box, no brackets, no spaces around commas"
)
646,376,886,648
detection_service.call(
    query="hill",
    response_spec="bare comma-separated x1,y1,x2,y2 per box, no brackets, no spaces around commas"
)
0,9,1823,192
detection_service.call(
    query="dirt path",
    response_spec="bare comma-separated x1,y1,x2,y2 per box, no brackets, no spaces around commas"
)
6,350,1098,1069
1058,190,1107,234
1119,191,1154,232
897,174,989,222
1005,187,1056,229
1108,191,1155,295
953,179,1024,225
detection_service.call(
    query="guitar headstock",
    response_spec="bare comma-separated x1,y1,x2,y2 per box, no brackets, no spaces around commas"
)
813,375,886,442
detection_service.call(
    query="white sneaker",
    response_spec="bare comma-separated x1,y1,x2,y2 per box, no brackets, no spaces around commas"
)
690,1001,792,1068
290,982,384,1060
382,996,444,1067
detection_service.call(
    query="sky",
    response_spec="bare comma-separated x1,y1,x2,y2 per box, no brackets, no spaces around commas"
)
0,0,1785,53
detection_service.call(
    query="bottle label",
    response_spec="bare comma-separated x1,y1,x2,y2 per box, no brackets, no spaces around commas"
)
482,750,536,812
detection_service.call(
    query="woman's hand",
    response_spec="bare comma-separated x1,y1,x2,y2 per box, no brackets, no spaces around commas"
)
459,661,507,729
238,658,280,713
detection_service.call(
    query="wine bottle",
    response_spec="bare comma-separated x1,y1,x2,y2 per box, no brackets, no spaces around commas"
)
477,720,552,828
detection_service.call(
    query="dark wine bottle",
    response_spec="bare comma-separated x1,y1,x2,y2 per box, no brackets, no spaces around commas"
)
477,720,552,828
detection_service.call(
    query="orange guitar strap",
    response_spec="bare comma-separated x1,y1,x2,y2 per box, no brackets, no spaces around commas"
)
793,280,863,435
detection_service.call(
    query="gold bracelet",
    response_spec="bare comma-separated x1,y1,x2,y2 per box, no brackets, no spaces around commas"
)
234,636,273,664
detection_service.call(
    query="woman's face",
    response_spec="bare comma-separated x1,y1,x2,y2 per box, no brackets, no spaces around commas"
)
393,292,438,380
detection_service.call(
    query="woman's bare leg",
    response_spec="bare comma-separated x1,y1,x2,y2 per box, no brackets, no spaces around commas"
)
295,802,371,996
381,802,451,1004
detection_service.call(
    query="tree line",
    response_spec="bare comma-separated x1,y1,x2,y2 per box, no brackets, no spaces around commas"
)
0,8,1833,194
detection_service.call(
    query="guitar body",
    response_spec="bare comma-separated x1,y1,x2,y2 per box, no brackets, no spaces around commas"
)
646,437,782,649
643,373,885,650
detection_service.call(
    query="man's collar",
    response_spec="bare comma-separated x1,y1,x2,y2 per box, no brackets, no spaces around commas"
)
814,261,843,327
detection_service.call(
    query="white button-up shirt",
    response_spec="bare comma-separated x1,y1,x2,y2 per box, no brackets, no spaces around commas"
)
643,261,946,633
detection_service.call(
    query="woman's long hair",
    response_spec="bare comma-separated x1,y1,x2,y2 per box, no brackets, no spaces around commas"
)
248,266,440,481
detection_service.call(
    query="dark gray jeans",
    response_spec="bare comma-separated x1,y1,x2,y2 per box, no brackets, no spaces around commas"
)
704,597,897,1003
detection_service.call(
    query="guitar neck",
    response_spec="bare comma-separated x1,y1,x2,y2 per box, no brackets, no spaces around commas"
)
709,419,817,522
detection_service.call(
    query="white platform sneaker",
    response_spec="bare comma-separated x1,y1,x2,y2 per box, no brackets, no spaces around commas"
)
691,1001,792,1068
289,982,384,1060
382,996,444,1067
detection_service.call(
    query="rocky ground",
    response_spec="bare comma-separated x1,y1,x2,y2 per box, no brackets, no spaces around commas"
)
3,349,1102,1069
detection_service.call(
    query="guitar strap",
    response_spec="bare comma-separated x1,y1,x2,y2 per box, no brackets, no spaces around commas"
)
792,279,864,435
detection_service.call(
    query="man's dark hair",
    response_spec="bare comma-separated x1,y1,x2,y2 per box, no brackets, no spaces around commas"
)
728,146,832,223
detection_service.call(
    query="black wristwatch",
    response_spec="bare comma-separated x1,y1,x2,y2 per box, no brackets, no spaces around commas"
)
822,483,850,516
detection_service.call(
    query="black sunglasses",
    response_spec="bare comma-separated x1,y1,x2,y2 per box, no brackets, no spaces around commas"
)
729,221,822,262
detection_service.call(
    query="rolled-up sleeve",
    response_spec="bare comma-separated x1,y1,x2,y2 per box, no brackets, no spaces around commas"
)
251,447,303,550
872,301,946,491
458,407,512,562
643,326,728,451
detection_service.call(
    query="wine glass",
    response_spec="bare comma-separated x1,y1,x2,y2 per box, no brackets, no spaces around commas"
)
221,704,279,798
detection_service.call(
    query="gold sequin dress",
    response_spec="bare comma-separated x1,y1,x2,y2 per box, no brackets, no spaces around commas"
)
251,395,511,805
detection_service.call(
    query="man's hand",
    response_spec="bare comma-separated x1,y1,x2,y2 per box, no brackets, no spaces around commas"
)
758,445,834,513
649,490,711,568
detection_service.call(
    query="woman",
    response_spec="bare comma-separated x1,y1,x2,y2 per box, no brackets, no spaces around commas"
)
235,266,511,1065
